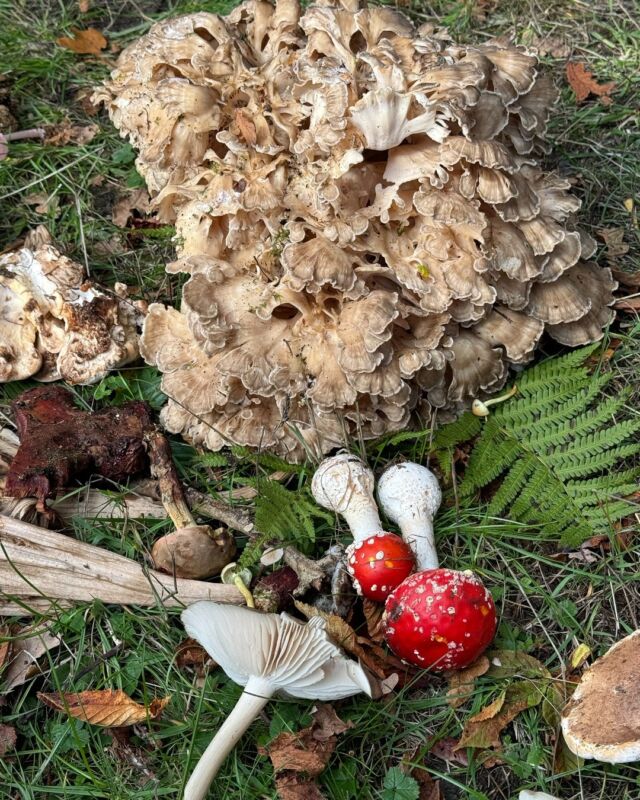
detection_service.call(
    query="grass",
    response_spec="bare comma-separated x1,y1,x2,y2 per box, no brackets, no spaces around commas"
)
1,0,640,799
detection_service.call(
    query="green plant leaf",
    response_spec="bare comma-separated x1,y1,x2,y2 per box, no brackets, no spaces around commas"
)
382,767,420,800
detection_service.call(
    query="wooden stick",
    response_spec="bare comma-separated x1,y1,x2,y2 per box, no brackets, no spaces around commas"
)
0,514,243,616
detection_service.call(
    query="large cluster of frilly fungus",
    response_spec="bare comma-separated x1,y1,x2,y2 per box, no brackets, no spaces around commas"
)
96,0,616,460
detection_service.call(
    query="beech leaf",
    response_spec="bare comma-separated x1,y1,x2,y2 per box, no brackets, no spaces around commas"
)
57,28,107,55
37,689,169,727
446,655,490,707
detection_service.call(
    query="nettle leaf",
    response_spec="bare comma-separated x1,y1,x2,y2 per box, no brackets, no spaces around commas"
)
431,345,640,545
382,767,420,800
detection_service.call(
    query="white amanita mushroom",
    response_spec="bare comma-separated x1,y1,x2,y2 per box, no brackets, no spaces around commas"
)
311,453,383,545
181,602,371,800
376,462,442,570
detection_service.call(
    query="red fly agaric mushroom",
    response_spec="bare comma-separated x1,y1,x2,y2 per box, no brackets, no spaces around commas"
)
346,532,415,602
377,462,442,571
384,569,497,671
181,602,372,800
312,453,384,545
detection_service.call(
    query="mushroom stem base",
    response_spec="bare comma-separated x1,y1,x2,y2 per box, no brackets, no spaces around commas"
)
184,675,273,800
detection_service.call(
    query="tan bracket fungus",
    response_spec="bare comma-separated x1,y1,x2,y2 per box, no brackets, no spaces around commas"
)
97,0,617,460
0,245,142,385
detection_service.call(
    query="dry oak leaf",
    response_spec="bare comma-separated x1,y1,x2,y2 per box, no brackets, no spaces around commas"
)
0,724,17,757
362,598,386,643
446,655,490,708
37,689,169,727
57,28,107,55
566,62,616,104
111,188,152,228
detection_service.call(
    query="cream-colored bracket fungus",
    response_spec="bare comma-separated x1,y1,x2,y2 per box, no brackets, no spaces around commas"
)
0,245,141,385
98,0,617,460
561,629,640,764
181,602,372,800
377,461,442,570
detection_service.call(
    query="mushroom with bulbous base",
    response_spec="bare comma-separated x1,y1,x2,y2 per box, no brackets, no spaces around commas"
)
145,429,235,579
377,462,442,571
181,602,372,800
312,453,384,545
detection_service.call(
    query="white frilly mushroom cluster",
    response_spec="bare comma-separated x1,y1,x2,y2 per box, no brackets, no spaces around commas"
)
0,245,141,385
96,0,616,460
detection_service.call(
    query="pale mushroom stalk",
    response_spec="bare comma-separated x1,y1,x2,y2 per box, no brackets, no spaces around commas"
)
185,675,271,800
311,453,383,545
181,602,372,800
145,429,235,579
377,463,442,571
221,562,255,608
472,384,518,417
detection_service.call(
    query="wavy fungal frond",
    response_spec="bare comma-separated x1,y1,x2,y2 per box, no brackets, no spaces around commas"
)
96,0,616,460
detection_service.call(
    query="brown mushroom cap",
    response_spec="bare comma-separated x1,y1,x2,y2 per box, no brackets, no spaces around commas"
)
561,630,640,763
98,0,617,460
151,525,236,580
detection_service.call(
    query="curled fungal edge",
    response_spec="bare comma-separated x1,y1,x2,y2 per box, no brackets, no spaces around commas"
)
0,245,142,385
181,602,371,800
97,0,617,460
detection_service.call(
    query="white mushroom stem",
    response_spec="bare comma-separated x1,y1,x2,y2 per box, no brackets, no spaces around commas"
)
181,602,371,800
185,675,272,800
311,453,383,545
377,463,442,571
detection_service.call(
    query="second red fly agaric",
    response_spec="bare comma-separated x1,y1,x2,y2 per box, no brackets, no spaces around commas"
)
347,532,415,602
384,569,497,670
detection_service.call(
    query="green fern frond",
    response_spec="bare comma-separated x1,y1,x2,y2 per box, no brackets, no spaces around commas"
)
434,346,640,546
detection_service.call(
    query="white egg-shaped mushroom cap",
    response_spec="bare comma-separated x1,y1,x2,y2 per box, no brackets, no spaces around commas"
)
182,601,372,699
377,462,442,520
311,452,375,514
561,629,640,764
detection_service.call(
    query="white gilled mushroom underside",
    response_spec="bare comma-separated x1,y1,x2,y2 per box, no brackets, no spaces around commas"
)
181,601,371,800
0,245,142,385
97,0,617,460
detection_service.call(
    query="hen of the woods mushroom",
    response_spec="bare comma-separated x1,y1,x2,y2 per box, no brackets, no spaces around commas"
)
95,0,616,460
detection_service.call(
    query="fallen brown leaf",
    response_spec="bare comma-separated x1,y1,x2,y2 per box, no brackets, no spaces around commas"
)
24,192,58,215
362,598,386,643
611,268,640,289
456,680,543,750
37,689,169,727
294,601,406,682
57,28,107,55
0,723,16,756
615,297,640,311
111,188,152,228
261,704,350,800
275,774,327,800
44,121,99,147
0,626,10,674
1,624,61,693
597,227,629,262
446,655,490,708
78,0,91,11
175,637,216,675
429,737,469,766
566,62,616,104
